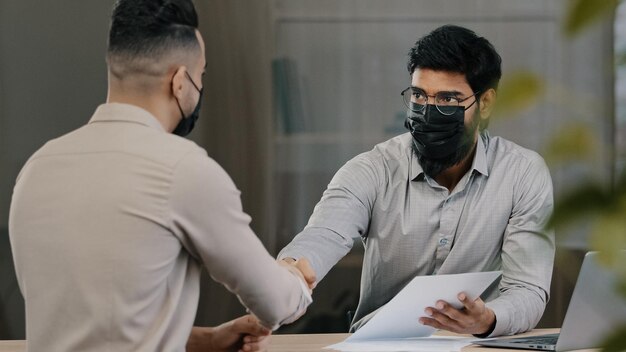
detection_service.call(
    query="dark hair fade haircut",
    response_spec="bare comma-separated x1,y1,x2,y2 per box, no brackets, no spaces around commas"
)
107,0,199,72
407,25,502,95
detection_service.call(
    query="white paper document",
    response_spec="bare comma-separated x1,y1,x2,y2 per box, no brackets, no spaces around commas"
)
325,271,501,351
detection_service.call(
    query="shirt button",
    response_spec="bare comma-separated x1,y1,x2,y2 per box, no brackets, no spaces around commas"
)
439,238,448,246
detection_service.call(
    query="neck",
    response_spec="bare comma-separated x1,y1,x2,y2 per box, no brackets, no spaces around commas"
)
434,143,477,192
106,78,179,132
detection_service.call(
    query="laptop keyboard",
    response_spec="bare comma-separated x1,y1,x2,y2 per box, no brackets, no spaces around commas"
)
510,334,559,345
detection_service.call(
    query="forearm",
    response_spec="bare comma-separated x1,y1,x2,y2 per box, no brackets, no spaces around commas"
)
278,226,354,282
213,239,312,330
279,154,378,282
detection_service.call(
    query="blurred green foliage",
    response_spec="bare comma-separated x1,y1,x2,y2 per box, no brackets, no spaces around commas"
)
543,124,597,165
564,0,620,36
603,326,626,352
495,0,625,350
557,0,625,350
493,72,544,116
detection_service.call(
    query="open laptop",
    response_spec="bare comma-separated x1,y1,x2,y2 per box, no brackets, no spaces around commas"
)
474,251,626,351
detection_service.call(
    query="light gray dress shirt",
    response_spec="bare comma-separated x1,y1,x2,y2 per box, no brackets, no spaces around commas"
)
9,103,310,352
278,131,555,337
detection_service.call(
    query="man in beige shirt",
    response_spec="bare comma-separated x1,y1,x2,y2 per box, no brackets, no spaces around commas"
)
8,1,311,351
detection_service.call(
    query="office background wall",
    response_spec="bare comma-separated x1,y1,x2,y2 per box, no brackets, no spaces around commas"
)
0,1,113,339
0,0,616,339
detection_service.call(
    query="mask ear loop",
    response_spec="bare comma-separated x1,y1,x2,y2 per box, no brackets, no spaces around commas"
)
178,71,202,120
176,99,186,121
185,71,202,93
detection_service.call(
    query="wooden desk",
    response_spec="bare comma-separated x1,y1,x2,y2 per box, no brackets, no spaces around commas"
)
0,341,24,352
269,328,561,352
3,328,591,352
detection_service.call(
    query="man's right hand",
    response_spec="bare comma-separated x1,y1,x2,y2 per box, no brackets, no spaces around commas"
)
279,257,317,291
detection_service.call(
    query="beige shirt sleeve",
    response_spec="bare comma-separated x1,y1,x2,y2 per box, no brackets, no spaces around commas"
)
169,151,311,329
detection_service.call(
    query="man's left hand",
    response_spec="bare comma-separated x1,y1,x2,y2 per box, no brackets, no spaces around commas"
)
419,292,495,336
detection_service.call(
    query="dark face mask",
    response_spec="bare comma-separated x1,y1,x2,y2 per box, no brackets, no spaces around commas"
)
404,103,466,159
173,72,203,137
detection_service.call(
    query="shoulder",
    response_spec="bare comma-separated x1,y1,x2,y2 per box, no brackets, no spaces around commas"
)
348,133,412,169
485,134,552,201
334,133,411,185
371,133,413,161
171,142,234,192
487,134,549,174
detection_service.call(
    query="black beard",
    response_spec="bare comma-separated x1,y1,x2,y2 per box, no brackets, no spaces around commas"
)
413,112,480,179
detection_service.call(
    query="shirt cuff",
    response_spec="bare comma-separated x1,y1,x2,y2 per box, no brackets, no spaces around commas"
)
255,271,313,331
277,249,322,280
277,249,301,261
484,299,513,337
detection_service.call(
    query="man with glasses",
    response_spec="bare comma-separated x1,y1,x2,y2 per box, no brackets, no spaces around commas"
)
279,25,554,338
9,0,312,351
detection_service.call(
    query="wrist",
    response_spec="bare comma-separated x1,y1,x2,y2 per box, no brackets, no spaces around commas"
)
474,309,496,338
187,326,215,351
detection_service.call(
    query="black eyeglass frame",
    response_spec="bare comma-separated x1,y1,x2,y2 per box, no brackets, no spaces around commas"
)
401,87,482,116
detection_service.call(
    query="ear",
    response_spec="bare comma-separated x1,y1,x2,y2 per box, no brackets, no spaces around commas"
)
479,88,496,120
171,66,188,100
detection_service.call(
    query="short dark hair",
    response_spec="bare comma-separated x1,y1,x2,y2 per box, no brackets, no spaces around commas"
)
407,25,502,94
107,0,199,73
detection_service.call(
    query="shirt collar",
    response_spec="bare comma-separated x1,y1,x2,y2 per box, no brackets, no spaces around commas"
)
410,145,425,181
88,103,166,132
410,131,490,181
473,131,489,177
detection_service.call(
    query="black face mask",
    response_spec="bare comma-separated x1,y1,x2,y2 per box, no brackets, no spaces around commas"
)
405,103,478,178
173,72,203,137
405,103,466,159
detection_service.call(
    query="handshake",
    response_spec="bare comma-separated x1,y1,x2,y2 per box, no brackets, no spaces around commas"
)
278,257,317,293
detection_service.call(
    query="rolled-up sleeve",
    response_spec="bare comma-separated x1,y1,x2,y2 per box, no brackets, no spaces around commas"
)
169,152,311,329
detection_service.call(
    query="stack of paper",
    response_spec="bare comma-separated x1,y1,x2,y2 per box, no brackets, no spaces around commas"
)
326,271,502,351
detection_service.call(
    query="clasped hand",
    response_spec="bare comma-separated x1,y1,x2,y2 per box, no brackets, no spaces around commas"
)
279,257,317,292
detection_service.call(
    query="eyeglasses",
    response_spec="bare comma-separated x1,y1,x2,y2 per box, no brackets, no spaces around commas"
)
401,87,481,116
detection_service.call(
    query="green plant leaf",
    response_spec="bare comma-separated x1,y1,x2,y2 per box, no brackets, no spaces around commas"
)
493,72,544,116
563,0,620,37
544,124,597,166
548,182,608,230
601,324,626,352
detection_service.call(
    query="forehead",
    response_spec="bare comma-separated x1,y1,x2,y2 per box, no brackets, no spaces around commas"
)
411,69,472,94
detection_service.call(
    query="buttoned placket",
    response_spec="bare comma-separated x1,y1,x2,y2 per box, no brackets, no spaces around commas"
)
431,171,476,273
